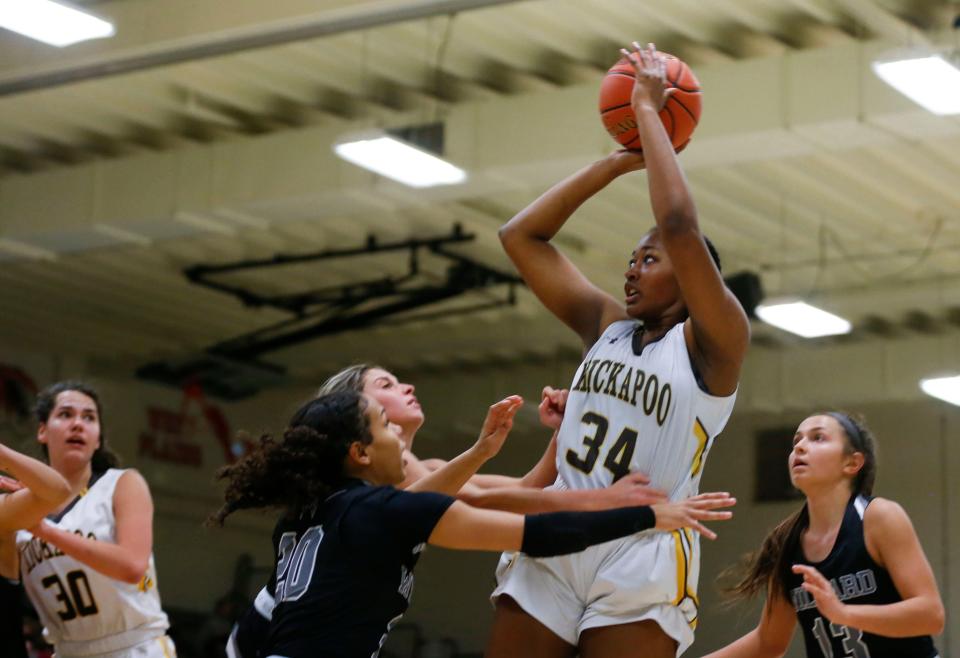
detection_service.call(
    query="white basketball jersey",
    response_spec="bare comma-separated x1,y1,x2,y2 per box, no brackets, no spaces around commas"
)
557,321,736,500
17,469,169,657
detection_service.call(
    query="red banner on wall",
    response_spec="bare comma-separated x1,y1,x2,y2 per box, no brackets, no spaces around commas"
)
138,382,243,467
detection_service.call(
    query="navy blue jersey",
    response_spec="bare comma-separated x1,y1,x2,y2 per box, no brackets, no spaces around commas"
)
788,495,938,658
227,600,270,658
263,480,454,658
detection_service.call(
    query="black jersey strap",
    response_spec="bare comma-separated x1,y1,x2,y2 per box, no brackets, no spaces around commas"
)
521,506,656,558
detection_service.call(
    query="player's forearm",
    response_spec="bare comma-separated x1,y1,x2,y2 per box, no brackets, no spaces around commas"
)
519,432,559,488
404,445,489,496
839,596,945,637
469,473,523,490
0,445,70,503
459,486,604,514
33,524,149,584
499,159,620,244
633,103,697,234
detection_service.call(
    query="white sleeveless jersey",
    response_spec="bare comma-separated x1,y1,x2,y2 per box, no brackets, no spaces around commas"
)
557,321,736,500
16,469,169,657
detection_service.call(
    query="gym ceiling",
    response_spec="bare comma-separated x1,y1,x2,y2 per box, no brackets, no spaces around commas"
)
1,0,958,387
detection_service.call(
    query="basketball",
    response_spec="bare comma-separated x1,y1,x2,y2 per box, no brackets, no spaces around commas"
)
599,52,701,152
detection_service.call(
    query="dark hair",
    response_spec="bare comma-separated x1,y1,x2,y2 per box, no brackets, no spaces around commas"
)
34,380,120,473
208,391,372,526
724,412,877,607
316,364,374,397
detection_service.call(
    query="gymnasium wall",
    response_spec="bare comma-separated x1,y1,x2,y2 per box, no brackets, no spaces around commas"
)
1,332,956,656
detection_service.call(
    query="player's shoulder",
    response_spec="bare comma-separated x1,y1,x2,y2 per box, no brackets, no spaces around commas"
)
112,468,152,499
115,467,146,486
334,482,394,516
862,497,912,534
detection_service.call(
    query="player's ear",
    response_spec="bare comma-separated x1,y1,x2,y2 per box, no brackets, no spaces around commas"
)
347,440,371,467
842,451,865,478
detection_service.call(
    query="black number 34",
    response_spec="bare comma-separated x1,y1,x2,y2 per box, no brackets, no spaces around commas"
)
565,412,638,481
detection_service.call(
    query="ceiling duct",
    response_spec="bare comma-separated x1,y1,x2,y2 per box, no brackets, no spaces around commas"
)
137,224,521,399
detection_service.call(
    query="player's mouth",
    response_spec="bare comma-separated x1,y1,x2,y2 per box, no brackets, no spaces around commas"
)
624,285,640,305
66,436,87,447
407,397,420,408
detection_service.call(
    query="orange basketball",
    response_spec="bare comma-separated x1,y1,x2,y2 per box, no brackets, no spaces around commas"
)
599,53,701,152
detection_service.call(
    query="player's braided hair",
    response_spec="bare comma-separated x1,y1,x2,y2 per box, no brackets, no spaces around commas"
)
721,412,877,607
35,380,120,473
208,390,372,526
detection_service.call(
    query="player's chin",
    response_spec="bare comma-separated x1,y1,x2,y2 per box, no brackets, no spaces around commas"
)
624,301,646,318
403,408,425,428
788,471,810,491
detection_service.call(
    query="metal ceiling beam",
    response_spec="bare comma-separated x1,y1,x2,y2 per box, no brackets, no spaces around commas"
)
0,0,528,98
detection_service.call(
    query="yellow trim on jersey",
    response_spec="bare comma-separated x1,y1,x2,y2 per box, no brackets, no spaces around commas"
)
137,574,154,592
159,636,173,658
682,528,700,608
671,528,700,629
690,418,709,476
671,530,686,606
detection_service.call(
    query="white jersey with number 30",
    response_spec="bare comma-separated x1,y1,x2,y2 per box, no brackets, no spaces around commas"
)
17,468,169,657
557,321,736,500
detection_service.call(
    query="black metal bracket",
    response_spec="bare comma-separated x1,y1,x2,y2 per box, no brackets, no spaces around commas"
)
187,223,521,359
137,225,522,398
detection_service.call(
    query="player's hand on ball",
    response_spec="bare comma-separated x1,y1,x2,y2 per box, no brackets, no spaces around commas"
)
620,41,674,113
475,395,523,460
607,149,646,175
651,492,736,540
538,386,568,430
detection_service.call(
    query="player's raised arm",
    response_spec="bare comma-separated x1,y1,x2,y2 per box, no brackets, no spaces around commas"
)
623,42,749,395
406,396,522,496
498,155,643,348
0,443,71,531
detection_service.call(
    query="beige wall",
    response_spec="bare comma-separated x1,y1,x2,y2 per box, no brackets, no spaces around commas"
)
1,334,956,655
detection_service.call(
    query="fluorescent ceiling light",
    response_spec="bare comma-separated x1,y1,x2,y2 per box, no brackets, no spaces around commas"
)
755,301,852,338
872,54,960,115
920,375,960,407
0,0,114,47
333,133,467,188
